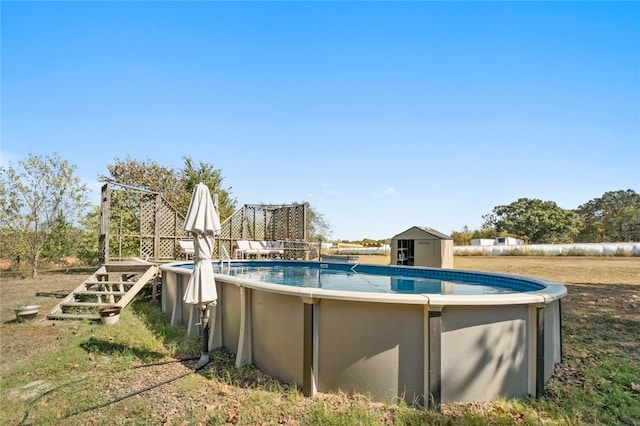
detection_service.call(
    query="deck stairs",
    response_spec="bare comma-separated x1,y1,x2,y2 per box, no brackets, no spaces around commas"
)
47,261,159,321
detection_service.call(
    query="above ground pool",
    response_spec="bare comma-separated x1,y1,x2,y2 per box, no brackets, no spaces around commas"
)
161,260,566,406
176,261,544,295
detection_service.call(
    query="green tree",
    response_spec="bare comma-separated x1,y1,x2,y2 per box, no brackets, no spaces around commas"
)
451,226,473,246
0,152,90,277
451,226,499,246
76,206,101,265
299,202,332,242
482,198,581,244
100,156,236,220
41,214,75,264
470,227,499,241
101,156,183,205
179,156,237,220
576,189,640,242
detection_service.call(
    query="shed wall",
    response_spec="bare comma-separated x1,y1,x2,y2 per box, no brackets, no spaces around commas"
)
391,227,453,268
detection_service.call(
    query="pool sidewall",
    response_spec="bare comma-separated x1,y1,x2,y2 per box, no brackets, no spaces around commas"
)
160,260,566,404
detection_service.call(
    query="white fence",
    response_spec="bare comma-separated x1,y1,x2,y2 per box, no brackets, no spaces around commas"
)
454,242,640,256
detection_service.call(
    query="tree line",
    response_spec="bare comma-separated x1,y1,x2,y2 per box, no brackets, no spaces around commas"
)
1,152,637,276
0,152,331,277
451,190,640,246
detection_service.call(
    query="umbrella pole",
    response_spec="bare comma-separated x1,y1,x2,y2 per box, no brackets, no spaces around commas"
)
198,306,210,368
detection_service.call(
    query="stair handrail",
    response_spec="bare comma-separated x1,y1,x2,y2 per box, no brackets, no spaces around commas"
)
220,244,231,269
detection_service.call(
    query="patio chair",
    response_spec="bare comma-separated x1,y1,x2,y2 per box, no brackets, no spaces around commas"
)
249,240,268,258
236,240,261,259
179,240,195,260
264,241,284,258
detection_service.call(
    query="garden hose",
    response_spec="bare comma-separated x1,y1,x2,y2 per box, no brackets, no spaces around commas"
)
17,356,207,425
64,357,211,419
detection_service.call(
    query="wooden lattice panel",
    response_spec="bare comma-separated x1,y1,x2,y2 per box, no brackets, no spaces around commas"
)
230,213,242,238
159,238,178,260
100,181,307,262
289,205,305,240
140,199,155,235
272,209,286,240
101,183,187,263
140,239,154,260
157,201,179,235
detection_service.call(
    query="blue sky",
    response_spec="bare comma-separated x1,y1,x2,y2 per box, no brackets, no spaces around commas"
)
2,1,639,241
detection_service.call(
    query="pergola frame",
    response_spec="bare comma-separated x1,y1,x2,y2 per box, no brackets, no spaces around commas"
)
99,182,308,263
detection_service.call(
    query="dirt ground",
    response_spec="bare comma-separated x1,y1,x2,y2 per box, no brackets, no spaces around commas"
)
1,256,638,423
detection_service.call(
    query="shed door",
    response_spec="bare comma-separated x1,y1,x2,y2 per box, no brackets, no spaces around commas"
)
415,240,436,267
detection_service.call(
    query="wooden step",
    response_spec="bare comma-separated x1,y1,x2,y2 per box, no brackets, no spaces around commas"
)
84,283,136,291
85,280,137,285
61,302,119,308
97,271,145,276
74,290,128,296
46,313,101,321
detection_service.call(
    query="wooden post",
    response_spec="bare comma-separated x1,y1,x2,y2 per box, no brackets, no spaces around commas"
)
99,183,111,264
154,193,162,261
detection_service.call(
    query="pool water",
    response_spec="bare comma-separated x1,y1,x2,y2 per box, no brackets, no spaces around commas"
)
181,261,545,295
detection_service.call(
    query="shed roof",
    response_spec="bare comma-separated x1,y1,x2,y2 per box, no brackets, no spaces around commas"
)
392,226,452,240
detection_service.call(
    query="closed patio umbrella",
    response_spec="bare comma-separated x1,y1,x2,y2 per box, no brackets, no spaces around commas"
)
183,183,221,366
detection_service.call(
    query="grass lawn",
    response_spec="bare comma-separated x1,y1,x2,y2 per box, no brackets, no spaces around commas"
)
1,256,638,425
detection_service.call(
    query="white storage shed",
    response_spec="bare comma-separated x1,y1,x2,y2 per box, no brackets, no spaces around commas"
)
391,226,453,269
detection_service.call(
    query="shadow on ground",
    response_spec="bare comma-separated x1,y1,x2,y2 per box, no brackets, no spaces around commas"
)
563,283,640,362
80,336,166,361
